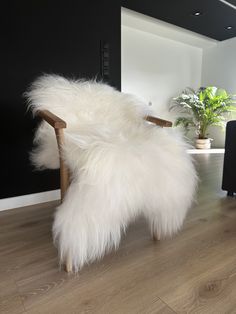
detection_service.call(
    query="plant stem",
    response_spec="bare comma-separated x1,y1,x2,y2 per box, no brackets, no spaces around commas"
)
199,122,208,139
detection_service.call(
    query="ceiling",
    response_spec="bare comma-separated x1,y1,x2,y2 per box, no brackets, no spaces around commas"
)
122,0,236,41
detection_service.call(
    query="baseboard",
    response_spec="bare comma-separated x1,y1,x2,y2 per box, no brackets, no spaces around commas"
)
0,190,60,212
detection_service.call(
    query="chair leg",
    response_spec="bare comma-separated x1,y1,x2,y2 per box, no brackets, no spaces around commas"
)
152,232,161,241
65,254,72,273
151,220,161,241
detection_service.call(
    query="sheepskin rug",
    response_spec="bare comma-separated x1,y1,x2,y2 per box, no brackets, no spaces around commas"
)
26,74,197,272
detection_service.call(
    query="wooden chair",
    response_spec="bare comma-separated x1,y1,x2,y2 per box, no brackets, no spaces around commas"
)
38,109,172,272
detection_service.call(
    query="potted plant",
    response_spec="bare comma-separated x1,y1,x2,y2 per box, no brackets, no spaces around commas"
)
170,86,236,149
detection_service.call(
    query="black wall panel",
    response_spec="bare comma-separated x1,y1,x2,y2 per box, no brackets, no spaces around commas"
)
1,0,121,198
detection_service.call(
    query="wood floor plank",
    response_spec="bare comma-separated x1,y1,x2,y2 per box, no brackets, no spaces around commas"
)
0,271,25,314
0,153,236,313
24,291,176,314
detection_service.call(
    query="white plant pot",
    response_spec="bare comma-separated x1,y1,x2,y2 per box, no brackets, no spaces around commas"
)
195,138,212,149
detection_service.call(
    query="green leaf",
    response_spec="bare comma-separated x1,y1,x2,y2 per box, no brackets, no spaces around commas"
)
170,86,236,133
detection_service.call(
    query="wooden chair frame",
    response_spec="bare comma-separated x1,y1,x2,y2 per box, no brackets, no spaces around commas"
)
38,109,172,272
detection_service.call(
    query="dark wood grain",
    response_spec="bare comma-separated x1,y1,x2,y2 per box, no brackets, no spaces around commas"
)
145,115,173,127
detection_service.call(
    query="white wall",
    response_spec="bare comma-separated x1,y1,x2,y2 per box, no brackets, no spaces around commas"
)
121,8,216,126
122,25,203,121
202,37,236,147
202,37,236,93
121,8,236,148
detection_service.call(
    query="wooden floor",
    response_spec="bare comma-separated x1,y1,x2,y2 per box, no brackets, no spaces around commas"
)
1,153,236,314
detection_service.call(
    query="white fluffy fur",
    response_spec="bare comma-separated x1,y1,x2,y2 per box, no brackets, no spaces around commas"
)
26,74,197,272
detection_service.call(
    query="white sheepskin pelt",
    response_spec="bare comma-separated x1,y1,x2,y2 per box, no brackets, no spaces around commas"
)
26,74,197,272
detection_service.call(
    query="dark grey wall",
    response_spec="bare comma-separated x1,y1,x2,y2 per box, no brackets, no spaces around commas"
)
1,0,121,198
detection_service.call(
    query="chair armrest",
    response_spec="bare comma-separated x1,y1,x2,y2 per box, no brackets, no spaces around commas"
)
145,115,172,127
37,110,171,129
38,110,67,129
